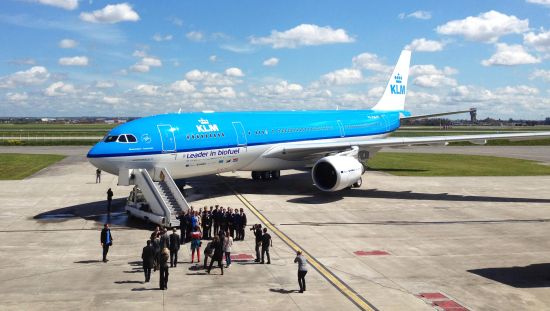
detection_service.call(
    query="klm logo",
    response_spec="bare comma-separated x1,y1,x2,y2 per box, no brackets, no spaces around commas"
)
390,73,406,95
196,118,219,133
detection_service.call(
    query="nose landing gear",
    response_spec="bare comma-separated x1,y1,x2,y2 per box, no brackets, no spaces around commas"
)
251,170,280,181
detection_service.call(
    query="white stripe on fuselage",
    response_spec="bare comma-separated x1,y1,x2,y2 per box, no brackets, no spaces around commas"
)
92,133,390,178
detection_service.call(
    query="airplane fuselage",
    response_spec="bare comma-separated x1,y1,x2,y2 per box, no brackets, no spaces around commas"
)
87,109,403,178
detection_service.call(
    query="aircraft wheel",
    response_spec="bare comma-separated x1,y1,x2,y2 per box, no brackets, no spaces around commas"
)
261,171,271,180
251,171,261,180
352,177,362,188
271,170,280,180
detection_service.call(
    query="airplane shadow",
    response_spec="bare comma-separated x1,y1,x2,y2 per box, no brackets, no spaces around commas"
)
468,263,550,288
33,198,156,229
182,172,550,205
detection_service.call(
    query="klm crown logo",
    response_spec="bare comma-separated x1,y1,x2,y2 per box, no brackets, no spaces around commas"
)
390,73,406,95
394,73,402,84
196,118,219,133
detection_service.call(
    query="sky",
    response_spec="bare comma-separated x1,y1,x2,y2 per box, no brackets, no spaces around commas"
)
0,0,549,119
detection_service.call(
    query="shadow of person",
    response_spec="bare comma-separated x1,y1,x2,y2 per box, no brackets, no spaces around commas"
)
269,288,300,294
114,280,143,284
131,287,160,291
468,263,550,288
74,260,101,264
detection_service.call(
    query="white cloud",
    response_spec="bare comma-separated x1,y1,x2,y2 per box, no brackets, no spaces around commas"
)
250,24,354,48
496,85,539,95
103,96,122,104
185,70,236,86
95,81,115,88
321,68,363,85
186,31,204,42
405,38,445,52
80,3,139,24
410,65,457,76
481,43,540,66
135,84,160,96
367,86,385,98
153,33,173,42
170,80,196,93
225,67,244,77
44,81,75,96
398,10,431,20
263,57,279,67
414,75,457,88
202,86,237,99
6,92,28,102
132,50,147,58
9,58,36,66
58,56,89,66
410,64,458,88
352,52,391,72
436,10,529,42
59,38,78,48
209,55,218,62
0,66,50,88
524,29,550,52
526,0,550,7
530,69,550,82
35,0,77,10
262,81,304,95
130,56,162,73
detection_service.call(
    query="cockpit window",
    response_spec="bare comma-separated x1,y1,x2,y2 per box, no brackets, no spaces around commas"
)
117,135,128,143
126,134,137,142
105,135,118,143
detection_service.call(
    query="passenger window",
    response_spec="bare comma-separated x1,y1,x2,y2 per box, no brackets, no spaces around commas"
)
126,134,137,143
118,135,127,143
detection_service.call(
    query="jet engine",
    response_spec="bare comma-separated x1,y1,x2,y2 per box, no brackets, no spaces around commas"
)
311,156,364,192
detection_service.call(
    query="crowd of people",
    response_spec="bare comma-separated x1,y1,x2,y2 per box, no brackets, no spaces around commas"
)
101,205,308,292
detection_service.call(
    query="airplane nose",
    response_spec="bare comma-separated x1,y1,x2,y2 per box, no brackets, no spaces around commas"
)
87,143,99,158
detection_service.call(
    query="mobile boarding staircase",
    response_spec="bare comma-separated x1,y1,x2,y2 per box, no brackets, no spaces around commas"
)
118,167,190,228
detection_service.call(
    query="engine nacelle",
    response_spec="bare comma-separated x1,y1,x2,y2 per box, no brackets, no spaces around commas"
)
312,156,364,192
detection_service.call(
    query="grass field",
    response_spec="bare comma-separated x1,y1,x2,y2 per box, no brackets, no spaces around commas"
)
0,153,66,180
368,152,550,176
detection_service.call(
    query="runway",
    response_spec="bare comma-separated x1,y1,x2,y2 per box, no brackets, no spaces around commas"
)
0,146,550,310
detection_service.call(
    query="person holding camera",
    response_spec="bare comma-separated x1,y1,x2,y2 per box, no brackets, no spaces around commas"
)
252,224,263,262
294,250,308,293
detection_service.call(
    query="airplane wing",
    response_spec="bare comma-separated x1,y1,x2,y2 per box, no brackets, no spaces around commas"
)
262,132,550,159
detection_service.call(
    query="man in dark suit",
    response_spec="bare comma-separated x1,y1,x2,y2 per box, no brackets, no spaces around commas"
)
141,240,155,282
159,228,170,250
106,188,113,216
169,229,180,267
100,223,113,262
240,208,247,241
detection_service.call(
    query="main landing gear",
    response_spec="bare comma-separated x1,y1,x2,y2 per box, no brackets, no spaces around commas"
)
251,170,281,181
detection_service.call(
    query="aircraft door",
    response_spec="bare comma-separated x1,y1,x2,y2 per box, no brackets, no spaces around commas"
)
232,122,247,146
157,124,177,153
337,120,345,137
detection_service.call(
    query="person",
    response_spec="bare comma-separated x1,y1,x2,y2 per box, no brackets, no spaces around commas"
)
212,206,219,235
261,228,272,264
223,230,233,268
239,208,247,241
228,208,235,239
177,212,186,244
96,168,101,183
141,240,155,282
185,211,194,243
201,210,209,240
294,250,308,293
205,207,213,239
254,224,263,262
203,240,213,269
234,210,241,240
151,232,161,269
159,228,170,250
159,248,170,290
190,226,202,263
100,223,113,263
106,188,113,215
169,228,180,267
207,236,224,275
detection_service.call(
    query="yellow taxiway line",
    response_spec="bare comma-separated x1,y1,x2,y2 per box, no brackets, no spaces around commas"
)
226,184,377,311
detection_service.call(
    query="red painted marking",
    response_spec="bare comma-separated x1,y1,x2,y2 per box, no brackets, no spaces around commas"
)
229,253,254,261
353,250,390,256
433,300,466,310
418,292,448,300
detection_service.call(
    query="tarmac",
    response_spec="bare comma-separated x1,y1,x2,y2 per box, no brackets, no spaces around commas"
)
1,146,550,310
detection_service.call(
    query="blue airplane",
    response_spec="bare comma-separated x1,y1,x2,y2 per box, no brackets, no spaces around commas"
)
88,50,550,192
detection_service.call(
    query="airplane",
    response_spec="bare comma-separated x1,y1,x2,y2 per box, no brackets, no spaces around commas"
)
87,50,550,193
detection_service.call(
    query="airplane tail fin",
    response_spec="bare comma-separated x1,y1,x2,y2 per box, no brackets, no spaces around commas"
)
371,50,411,111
